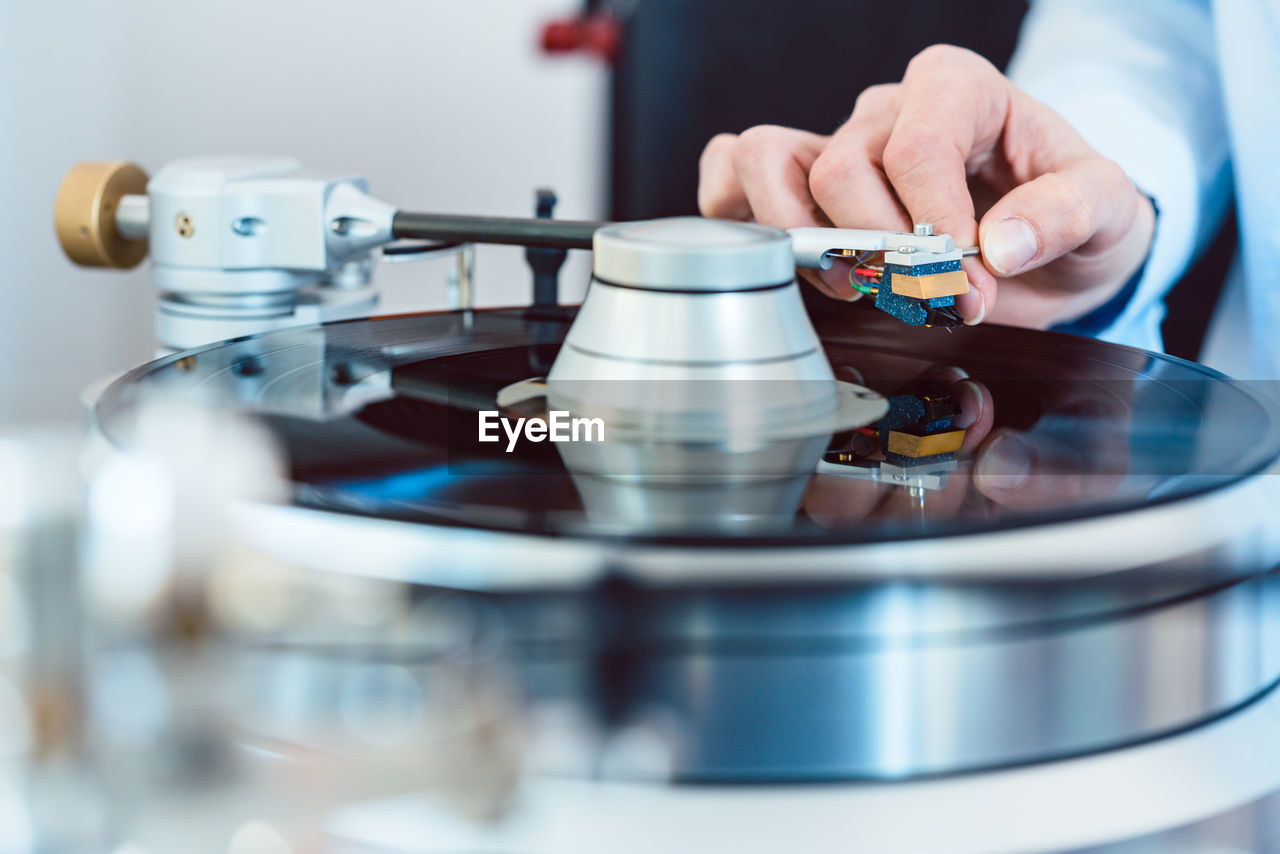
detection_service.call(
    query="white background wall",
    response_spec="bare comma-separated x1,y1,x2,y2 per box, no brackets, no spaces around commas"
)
0,0,608,424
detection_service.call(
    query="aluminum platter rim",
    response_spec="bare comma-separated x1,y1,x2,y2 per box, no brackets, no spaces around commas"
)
230,469,1280,591
327,677,1280,854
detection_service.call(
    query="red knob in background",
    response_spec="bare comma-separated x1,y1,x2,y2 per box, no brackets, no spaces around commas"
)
540,14,621,63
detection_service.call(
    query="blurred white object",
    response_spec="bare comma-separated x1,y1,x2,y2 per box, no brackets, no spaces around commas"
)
75,397,528,851
84,396,287,607
0,428,104,853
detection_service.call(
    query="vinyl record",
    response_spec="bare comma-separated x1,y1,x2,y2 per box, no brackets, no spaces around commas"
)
97,300,1280,551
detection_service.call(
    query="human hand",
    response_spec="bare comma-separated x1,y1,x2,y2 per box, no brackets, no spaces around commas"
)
697,45,1155,327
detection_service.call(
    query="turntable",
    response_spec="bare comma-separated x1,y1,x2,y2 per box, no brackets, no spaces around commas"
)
58,157,1280,851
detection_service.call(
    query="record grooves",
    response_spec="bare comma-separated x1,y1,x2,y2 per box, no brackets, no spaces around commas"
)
97,300,1280,547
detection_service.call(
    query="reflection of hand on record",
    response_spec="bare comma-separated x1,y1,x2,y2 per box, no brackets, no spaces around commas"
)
972,379,1132,511
804,364,1134,526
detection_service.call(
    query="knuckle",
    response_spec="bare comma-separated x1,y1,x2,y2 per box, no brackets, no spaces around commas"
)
1094,157,1132,196
851,83,896,118
881,134,934,183
699,133,737,167
906,43,984,78
1093,157,1141,221
1043,172,1096,240
733,124,790,163
807,150,850,206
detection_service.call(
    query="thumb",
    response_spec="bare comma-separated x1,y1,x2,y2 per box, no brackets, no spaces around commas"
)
978,158,1138,277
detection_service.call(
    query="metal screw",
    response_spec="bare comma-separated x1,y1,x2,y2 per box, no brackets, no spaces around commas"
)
174,213,195,239
913,223,933,236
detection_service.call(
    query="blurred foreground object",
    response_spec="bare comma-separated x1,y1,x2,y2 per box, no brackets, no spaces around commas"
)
0,399,529,852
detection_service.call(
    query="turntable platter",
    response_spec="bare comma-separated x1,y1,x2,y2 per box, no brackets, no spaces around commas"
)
93,301,1280,782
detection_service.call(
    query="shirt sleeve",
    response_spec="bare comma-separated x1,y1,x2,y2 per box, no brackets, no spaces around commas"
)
1006,0,1233,350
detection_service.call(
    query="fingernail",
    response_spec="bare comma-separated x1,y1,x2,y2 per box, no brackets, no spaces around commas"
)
929,365,969,385
984,218,1038,276
952,379,983,429
975,432,1031,490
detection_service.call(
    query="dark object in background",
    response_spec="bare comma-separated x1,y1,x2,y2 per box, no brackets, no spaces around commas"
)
1161,209,1236,362
526,188,570,308
605,0,1233,361
609,0,1028,221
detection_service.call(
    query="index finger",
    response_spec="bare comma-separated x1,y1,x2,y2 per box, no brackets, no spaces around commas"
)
882,45,1011,245
881,48,1014,323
